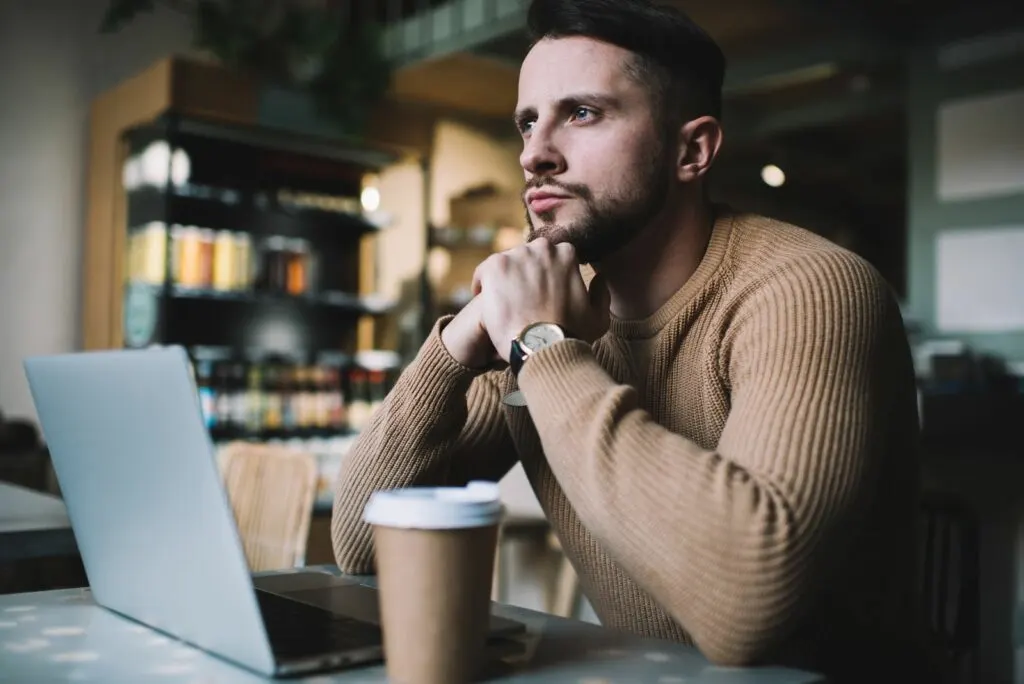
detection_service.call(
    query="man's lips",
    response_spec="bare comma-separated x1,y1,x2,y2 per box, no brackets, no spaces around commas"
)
526,191,570,213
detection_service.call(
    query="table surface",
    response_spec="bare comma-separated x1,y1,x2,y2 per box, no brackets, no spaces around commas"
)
0,481,77,563
0,565,825,684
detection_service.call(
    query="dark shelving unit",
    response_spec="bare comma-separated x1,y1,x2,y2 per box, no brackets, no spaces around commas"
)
119,114,403,472
119,113,398,363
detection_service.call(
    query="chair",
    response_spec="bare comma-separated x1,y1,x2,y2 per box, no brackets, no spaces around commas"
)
548,532,583,618
918,491,980,684
217,441,318,572
495,465,583,617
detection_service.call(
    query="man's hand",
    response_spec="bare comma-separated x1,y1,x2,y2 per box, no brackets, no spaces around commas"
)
472,239,611,363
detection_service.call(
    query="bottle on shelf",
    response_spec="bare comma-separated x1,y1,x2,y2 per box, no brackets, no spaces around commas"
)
368,370,387,416
195,360,216,428
191,353,398,441
211,230,236,291
346,369,370,432
258,237,290,294
246,363,263,433
126,221,167,286
214,361,232,428
286,239,310,296
233,233,253,291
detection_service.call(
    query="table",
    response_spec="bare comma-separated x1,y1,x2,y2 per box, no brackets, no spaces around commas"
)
0,565,824,683
0,481,77,563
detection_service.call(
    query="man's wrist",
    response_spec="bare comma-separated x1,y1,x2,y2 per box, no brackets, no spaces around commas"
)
440,317,491,371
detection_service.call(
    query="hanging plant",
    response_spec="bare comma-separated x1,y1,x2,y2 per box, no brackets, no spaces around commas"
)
99,0,393,136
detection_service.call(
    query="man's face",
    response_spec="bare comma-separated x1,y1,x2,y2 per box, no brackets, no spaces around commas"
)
516,36,674,264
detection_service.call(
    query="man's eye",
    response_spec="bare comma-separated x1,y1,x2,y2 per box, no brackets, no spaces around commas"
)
518,119,535,134
571,107,595,122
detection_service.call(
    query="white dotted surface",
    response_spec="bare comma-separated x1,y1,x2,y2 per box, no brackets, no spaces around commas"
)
51,650,99,663
41,626,85,637
4,638,49,652
149,662,195,676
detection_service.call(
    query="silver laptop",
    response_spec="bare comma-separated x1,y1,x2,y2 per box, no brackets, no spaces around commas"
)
23,345,522,677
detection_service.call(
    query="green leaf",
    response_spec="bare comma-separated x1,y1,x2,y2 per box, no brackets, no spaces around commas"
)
99,0,157,33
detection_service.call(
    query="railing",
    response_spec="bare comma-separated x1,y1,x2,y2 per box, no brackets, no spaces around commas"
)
373,0,529,65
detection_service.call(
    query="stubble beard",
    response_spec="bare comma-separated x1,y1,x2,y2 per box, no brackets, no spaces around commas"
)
524,140,673,265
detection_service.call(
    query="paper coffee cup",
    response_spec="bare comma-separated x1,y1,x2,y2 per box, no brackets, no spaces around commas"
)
364,482,504,684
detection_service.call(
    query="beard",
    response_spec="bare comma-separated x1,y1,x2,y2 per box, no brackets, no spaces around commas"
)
523,139,673,264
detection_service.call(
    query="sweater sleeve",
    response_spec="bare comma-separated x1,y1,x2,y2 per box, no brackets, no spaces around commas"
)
516,253,907,665
331,317,518,573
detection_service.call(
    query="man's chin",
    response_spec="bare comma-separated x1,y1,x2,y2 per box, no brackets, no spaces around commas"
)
527,220,576,245
528,229,570,248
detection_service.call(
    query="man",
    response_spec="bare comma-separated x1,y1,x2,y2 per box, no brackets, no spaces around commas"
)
333,0,932,679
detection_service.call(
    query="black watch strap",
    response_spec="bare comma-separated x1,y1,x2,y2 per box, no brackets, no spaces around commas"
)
510,338,528,377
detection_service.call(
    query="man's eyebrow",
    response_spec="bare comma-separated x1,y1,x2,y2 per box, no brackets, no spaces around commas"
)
514,105,537,126
514,93,622,125
560,93,621,109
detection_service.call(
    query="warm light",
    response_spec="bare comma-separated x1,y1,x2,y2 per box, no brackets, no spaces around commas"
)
761,164,786,188
360,186,381,212
426,247,451,285
494,226,526,252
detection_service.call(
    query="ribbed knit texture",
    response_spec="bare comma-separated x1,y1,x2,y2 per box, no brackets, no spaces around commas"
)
332,211,928,680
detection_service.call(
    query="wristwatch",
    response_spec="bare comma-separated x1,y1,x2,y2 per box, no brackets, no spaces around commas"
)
509,322,569,376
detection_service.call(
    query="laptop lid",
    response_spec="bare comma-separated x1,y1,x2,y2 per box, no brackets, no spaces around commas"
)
24,346,277,676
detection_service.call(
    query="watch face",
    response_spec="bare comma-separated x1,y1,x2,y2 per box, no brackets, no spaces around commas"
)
521,323,565,352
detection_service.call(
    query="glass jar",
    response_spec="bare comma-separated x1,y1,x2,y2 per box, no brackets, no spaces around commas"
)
211,230,236,291
260,236,290,293
233,233,253,291
139,222,167,285
286,239,310,296
175,226,204,289
197,229,215,290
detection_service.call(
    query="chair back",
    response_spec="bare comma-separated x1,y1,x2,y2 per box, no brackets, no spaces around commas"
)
918,490,980,682
218,441,318,571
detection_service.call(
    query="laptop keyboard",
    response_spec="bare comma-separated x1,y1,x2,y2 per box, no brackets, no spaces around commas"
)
255,589,383,661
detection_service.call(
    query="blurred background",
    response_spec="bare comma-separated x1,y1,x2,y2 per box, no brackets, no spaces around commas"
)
1,0,1023,681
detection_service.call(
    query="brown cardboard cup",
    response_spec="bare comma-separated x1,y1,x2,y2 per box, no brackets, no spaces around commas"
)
364,482,503,684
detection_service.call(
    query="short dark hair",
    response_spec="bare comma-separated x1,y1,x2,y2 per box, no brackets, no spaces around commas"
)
526,0,726,125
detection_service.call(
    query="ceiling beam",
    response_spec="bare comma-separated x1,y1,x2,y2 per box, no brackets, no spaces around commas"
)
383,0,529,67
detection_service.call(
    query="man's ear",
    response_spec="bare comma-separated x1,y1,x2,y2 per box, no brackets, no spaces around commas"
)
676,116,723,183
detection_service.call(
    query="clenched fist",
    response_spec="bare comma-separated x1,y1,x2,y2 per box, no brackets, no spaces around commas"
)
470,239,611,364
441,239,611,368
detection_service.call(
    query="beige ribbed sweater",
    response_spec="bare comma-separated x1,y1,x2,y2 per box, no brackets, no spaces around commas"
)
332,211,929,680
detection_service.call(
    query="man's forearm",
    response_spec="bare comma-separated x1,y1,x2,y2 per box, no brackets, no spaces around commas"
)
331,320,517,573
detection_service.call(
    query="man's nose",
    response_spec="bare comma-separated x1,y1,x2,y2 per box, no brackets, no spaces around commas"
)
520,130,566,177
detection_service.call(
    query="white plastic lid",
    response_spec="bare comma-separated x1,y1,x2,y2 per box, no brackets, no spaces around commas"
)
363,481,504,530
